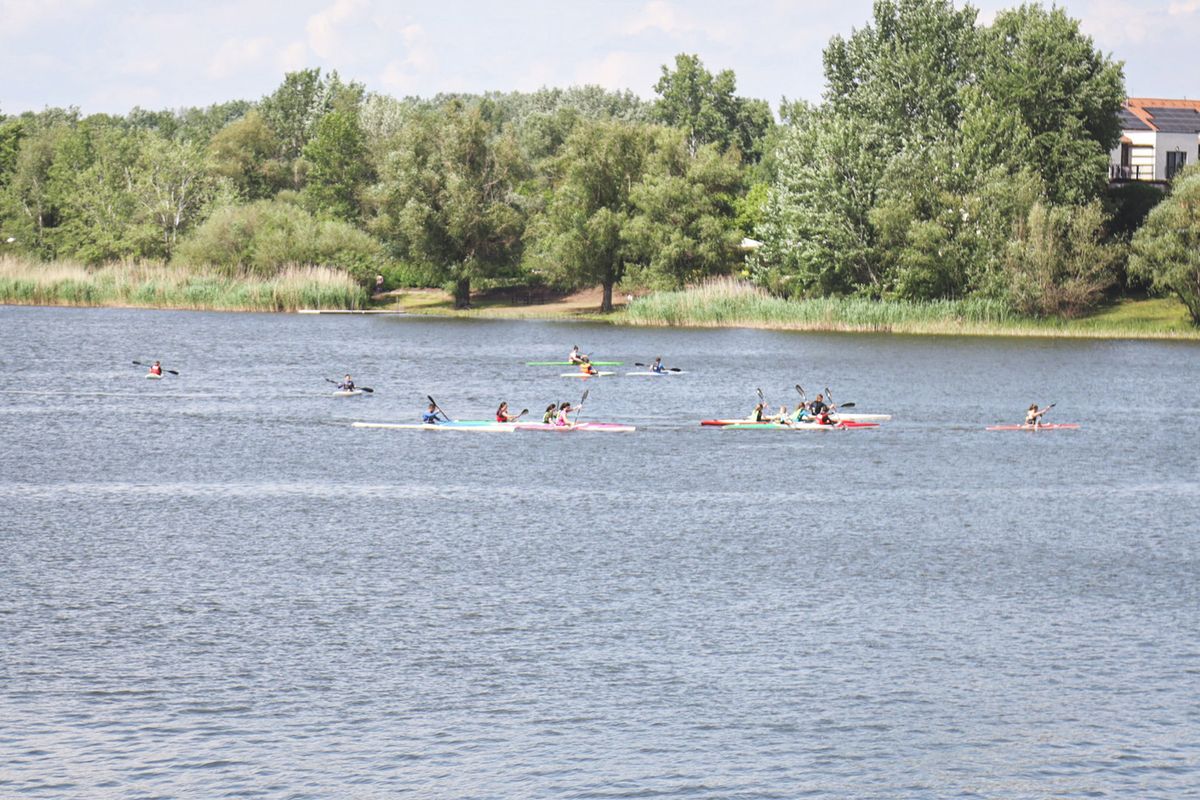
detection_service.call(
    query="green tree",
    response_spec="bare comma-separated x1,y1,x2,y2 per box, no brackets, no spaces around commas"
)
980,4,1125,204
526,119,651,311
625,129,745,288
132,133,213,258
369,102,527,307
303,108,370,222
653,53,773,161
1129,165,1200,323
207,111,288,200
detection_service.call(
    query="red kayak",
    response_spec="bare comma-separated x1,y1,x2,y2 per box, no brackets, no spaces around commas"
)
986,423,1080,431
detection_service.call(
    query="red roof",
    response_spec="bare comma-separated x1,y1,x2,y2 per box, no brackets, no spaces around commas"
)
1124,98,1200,132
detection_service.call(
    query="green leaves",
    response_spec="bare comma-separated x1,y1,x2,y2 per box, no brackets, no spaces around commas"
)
1130,166,1200,324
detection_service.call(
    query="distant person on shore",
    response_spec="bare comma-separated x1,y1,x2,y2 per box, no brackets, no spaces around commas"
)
373,274,385,295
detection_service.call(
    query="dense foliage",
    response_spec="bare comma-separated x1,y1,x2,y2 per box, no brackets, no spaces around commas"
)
0,0,1190,322
1129,165,1200,323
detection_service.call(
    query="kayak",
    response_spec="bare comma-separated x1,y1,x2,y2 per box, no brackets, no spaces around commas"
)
625,371,685,376
514,422,636,432
145,373,163,380
700,417,888,429
333,389,366,397
527,360,623,366
560,372,615,378
986,423,1080,431
721,421,879,430
352,421,515,432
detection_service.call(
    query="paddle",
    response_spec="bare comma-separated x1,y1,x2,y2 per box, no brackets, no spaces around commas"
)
634,362,683,372
427,395,452,422
823,386,854,411
325,378,374,392
573,388,590,425
132,360,179,375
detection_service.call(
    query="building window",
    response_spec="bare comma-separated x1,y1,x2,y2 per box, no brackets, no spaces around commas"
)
1167,151,1188,180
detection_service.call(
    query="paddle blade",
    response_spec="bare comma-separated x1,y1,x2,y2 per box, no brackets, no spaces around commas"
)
795,384,806,400
634,362,647,366
359,386,374,393
132,360,143,366
838,401,855,408
580,388,590,405
668,367,683,372
756,387,764,402
166,370,180,375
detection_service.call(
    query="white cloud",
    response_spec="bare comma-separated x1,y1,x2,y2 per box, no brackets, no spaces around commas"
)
576,50,658,96
208,36,272,79
0,0,95,37
278,40,310,73
623,0,734,43
1168,0,1200,14
377,24,435,94
1076,0,1154,46
305,0,369,60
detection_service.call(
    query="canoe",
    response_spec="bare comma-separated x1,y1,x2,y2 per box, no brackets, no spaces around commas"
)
514,422,636,432
560,371,615,378
720,421,879,430
333,389,365,397
701,414,889,425
145,373,163,380
986,423,1080,431
527,360,623,366
625,371,685,376
351,421,515,432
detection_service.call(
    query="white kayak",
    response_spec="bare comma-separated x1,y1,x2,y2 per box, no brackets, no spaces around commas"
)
560,372,615,378
831,413,891,422
333,389,366,397
144,373,163,380
514,422,636,432
352,421,514,432
625,371,686,376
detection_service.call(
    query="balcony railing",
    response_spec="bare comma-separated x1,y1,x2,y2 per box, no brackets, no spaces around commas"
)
1110,164,1159,182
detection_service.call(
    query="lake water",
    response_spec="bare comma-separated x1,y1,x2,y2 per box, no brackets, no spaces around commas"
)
1,305,1198,799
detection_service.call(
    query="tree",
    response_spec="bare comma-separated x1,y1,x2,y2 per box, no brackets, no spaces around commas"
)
653,53,773,161
526,119,651,311
625,129,745,288
132,133,213,258
980,4,1125,204
303,108,370,222
259,69,365,186
369,102,526,307
207,111,288,200
1129,165,1200,323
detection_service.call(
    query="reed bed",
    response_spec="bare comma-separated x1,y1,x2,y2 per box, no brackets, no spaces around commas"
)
620,277,1199,339
0,257,366,312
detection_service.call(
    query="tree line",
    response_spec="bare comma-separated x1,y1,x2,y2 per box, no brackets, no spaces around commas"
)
1,1,1197,321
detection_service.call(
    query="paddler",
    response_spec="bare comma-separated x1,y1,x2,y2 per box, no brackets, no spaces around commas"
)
422,402,445,424
542,403,558,424
748,401,767,422
808,393,829,418
148,360,163,376
338,374,356,392
495,402,521,422
1025,403,1050,428
555,401,573,426
568,345,587,365
650,357,666,374
578,360,598,376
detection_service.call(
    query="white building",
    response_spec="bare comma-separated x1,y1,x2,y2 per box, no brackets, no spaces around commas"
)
1111,98,1200,184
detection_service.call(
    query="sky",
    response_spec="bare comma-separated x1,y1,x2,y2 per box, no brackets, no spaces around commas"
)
2,0,1200,116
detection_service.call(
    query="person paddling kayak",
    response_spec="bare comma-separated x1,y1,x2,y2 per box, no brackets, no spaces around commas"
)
578,360,599,376
148,360,163,376
495,402,522,422
555,401,574,426
422,402,446,424
542,403,558,424
649,357,667,374
568,345,588,365
338,374,356,392
748,401,768,422
1025,403,1051,428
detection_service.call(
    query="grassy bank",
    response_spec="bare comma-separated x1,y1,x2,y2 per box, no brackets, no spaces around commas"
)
618,278,1199,339
0,257,367,312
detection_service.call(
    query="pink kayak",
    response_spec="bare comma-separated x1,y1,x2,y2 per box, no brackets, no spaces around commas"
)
514,422,636,432
986,423,1080,431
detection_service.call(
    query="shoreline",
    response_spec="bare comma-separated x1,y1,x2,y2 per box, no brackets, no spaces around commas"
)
4,295,1199,340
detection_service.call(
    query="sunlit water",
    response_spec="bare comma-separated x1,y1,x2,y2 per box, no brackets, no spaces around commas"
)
1,305,1197,798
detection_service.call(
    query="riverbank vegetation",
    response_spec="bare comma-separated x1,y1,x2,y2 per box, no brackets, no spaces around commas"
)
1,0,1197,330
0,257,364,311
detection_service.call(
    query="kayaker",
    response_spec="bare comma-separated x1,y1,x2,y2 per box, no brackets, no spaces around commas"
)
555,401,573,426
650,357,666,374
748,401,767,422
422,402,445,424
542,403,558,424
495,402,521,422
568,345,587,364
148,361,163,376
808,393,829,418
1025,403,1050,428
578,361,598,376
338,374,355,391
790,402,811,422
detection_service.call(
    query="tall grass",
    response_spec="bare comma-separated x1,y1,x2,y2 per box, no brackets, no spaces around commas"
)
0,257,367,312
620,277,1198,338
